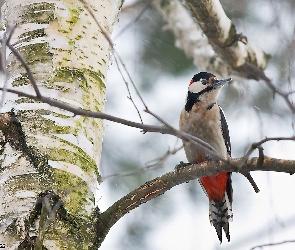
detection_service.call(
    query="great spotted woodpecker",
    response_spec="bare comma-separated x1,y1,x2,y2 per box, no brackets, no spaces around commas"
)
179,72,232,242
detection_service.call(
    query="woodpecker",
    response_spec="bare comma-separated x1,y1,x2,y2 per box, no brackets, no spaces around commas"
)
179,72,232,243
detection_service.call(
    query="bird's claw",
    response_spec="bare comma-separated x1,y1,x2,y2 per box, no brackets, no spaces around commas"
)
175,161,192,172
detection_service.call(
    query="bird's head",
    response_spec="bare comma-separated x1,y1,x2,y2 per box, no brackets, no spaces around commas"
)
185,72,231,112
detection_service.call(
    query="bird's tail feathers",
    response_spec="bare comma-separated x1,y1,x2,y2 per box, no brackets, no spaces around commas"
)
209,192,233,242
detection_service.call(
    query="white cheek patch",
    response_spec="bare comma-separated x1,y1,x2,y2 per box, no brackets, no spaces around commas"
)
188,81,207,93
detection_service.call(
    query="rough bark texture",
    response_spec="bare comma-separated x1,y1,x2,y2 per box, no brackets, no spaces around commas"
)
0,0,122,248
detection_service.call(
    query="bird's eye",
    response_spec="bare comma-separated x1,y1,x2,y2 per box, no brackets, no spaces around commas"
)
201,79,207,85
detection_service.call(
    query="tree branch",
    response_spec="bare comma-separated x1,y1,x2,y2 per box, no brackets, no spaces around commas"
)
0,85,226,162
103,145,183,179
238,137,295,169
94,156,295,248
183,0,269,79
154,0,295,112
251,239,295,250
1,27,42,99
153,0,230,76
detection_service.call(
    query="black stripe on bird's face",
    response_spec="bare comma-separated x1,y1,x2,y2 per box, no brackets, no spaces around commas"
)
185,86,214,112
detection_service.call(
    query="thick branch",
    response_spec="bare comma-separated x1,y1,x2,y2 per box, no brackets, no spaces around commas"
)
94,156,295,248
184,0,269,79
153,0,230,76
155,0,295,112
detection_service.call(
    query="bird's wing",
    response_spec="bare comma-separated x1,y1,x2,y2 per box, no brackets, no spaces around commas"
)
218,105,233,204
218,105,231,156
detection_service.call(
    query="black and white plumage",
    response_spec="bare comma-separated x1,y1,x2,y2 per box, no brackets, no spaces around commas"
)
179,72,233,242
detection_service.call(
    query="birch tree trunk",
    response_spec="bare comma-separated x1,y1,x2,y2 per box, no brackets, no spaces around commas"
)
0,0,122,248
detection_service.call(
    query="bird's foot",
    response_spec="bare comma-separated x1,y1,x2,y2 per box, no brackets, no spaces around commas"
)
205,154,214,161
175,161,192,172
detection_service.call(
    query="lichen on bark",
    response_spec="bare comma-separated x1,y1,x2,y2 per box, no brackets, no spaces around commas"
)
0,0,122,248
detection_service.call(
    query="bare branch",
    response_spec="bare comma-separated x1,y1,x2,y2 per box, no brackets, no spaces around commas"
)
237,137,295,191
103,145,183,179
6,41,42,98
114,51,149,109
0,86,226,162
1,25,225,163
0,25,19,107
154,0,295,113
183,0,268,79
0,26,7,107
251,239,295,250
252,137,295,147
239,137,295,169
79,0,114,47
81,0,151,112
113,55,143,123
242,173,260,193
259,74,295,113
144,145,183,169
114,1,151,39
153,0,230,76
94,156,295,248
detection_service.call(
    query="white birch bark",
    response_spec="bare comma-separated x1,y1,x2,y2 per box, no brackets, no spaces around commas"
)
154,0,269,79
153,0,230,76
0,0,122,248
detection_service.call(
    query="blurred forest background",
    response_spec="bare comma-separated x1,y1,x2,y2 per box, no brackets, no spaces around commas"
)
98,0,295,249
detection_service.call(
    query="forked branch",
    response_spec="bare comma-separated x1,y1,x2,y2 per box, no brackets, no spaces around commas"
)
94,156,295,248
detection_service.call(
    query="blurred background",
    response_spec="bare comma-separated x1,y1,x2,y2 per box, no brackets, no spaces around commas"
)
98,0,295,249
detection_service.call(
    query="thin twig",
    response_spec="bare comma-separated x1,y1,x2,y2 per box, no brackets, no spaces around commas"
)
145,108,174,130
0,25,17,108
251,239,295,250
113,55,143,123
253,137,295,147
263,78,295,113
1,12,223,164
287,26,295,131
242,173,260,193
6,43,42,98
114,51,148,108
0,85,228,168
238,136,295,169
145,108,225,160
257,146,264,167
114,1,151,39
0,27,7,108
236,62,295,113
80,0,114,47
80,0,149,109
104,145,183,179
0,18,223,163
144,145,183,168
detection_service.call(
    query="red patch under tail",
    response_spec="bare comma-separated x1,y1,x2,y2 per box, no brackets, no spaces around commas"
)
200,173,232,242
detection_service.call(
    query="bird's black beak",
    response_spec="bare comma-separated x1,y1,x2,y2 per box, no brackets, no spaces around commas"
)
213,78,232,88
